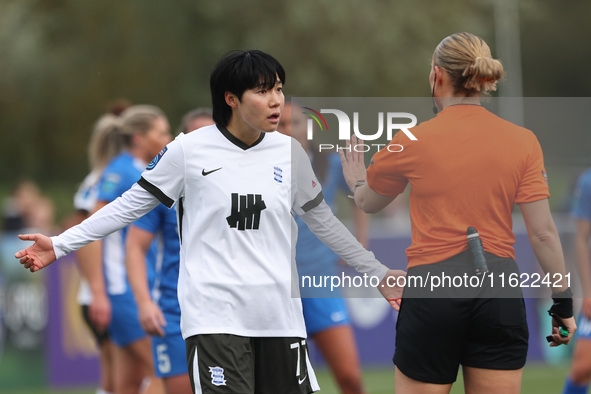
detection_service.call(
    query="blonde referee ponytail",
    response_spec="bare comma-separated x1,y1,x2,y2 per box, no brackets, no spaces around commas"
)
433,32,504,95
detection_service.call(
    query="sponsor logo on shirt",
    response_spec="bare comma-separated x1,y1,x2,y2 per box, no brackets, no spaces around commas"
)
226,193,267,230
209,366,227,386
147,146,168,171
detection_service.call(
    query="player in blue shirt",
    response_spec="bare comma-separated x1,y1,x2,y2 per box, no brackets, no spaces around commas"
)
127,204,188,394
563,168,591,394
95,104,171,394
126,109,213,394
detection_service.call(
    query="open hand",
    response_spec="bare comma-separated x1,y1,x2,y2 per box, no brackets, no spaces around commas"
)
339,135,368,193
15,233,57,272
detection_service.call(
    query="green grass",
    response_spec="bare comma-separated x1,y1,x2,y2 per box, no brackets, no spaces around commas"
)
0,363,572,393
315,363,570,394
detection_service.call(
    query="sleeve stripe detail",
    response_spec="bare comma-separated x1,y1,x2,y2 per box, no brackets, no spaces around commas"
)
177,197,184,244
137,177,174,208
301,190,324,213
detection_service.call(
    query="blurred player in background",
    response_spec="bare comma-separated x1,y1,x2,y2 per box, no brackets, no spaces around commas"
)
73,106,126,394
563,168,591,394
278,101,367,394
93,105,171,394
126,109,213,394
176,107,214,135
340,32,576,394
2,180,56,234
15,50,404,393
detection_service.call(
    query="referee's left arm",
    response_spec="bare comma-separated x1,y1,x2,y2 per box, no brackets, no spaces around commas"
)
519,198,577,346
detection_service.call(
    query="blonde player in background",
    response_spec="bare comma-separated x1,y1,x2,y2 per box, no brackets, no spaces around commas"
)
79,105,171,394
73,107,126,394
125,108,213,394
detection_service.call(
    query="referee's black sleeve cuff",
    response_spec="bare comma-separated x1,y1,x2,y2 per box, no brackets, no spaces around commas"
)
137,177,175,208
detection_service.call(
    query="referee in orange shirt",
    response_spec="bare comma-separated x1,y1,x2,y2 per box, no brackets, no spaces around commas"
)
340,32,576,394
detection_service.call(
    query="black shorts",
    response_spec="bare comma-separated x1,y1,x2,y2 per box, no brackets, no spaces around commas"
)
81,305,109,345
394,251,529,384
185,334,319,394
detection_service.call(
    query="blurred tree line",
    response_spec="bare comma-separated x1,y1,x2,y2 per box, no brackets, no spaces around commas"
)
1,0,590,189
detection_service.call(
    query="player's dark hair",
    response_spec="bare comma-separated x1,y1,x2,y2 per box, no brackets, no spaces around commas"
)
210,50,286,127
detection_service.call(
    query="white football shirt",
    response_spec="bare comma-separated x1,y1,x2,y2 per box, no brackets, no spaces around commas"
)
138,125,323,339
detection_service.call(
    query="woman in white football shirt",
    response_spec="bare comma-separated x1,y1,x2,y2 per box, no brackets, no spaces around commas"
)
15,50,405,394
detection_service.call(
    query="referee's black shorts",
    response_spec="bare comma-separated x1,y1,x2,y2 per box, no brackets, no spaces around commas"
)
393,251,529,384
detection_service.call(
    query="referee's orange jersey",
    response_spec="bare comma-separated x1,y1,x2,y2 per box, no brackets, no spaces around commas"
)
367,105,550,268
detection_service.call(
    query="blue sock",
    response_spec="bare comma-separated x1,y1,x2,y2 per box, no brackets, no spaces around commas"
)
563,378,589,394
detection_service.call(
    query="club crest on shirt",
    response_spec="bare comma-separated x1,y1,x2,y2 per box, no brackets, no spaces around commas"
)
274,166,283,183
147,146,168,171
209,366,227,386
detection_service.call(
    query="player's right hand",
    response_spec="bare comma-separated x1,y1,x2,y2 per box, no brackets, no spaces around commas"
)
15,233,57,272
139,300,166,337
89,292,111,334
378,269,406,311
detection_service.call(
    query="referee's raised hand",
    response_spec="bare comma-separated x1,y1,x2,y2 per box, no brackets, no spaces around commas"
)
15,233,57,272
339,135,367,193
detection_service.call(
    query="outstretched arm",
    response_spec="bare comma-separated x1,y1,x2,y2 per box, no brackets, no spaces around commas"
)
300,200,406,310
519,198,577,346
16,183,160,272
